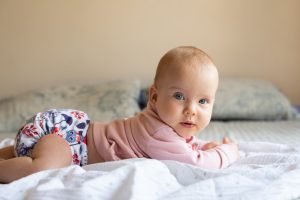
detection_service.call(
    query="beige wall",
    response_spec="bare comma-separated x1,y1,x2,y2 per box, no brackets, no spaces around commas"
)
0,0,299,104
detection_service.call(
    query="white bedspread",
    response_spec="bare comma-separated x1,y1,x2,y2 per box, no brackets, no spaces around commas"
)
0,139,300,200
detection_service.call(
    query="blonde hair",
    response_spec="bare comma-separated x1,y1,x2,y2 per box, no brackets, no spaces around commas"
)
154,46,215,86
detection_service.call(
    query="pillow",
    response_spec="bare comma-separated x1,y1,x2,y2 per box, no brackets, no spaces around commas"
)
0,80,141,132
212,77,298,120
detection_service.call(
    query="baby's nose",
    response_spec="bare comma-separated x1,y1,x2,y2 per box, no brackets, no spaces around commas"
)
184,103,196,116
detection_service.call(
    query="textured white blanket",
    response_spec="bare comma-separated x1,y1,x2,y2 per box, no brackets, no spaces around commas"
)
0,139,300,200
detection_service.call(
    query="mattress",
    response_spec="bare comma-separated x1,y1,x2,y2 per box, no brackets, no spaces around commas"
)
199,120,300,146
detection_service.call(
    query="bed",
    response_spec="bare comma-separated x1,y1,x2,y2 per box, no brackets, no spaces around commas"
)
0,78,300,200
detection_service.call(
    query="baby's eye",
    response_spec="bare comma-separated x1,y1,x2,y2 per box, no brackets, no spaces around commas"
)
174,92,185,100
199,99,208,104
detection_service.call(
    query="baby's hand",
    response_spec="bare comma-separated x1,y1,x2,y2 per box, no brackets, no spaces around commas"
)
222,137,232,144
201,141,219,150
201,137,236,151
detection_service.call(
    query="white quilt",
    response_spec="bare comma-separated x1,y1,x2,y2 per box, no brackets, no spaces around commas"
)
0,139,300,200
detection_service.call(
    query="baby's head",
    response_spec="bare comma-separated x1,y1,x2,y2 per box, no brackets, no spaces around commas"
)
149,46,219,139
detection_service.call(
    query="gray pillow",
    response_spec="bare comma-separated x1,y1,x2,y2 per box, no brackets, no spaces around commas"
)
212,77,298,120
0,80,141,132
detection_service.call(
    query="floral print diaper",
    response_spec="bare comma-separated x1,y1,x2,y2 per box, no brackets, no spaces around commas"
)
14,109,90,166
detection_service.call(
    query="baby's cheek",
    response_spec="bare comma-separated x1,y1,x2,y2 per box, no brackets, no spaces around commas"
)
165,102,181,115
201,109,212,122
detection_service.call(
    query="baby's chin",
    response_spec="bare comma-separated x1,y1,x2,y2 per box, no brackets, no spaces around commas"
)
175,130,198,139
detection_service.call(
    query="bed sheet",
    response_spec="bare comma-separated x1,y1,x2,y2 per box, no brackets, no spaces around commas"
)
0,138,300,200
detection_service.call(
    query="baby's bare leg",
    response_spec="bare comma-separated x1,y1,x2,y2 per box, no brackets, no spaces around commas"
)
0,134,72,183
0,146,15,160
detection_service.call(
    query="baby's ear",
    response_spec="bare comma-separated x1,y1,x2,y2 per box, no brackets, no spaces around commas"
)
149,85,158,103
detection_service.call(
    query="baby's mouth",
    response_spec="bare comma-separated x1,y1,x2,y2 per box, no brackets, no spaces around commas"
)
180,122,195,128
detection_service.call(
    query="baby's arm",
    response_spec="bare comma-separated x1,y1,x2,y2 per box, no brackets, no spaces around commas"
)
147,129,239,169
195,136,239,168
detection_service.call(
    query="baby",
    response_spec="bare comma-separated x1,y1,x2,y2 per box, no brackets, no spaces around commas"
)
0,46,239,183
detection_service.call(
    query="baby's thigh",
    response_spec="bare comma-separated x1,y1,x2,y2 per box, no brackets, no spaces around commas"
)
30,134,72,171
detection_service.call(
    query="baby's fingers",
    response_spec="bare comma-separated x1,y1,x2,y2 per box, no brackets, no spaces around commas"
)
222,137,231,144
202,142,219,150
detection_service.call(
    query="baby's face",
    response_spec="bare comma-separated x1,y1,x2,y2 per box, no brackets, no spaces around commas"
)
150,63,218,139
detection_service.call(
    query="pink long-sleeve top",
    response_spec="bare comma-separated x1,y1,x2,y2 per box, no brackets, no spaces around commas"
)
93,103,239,169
